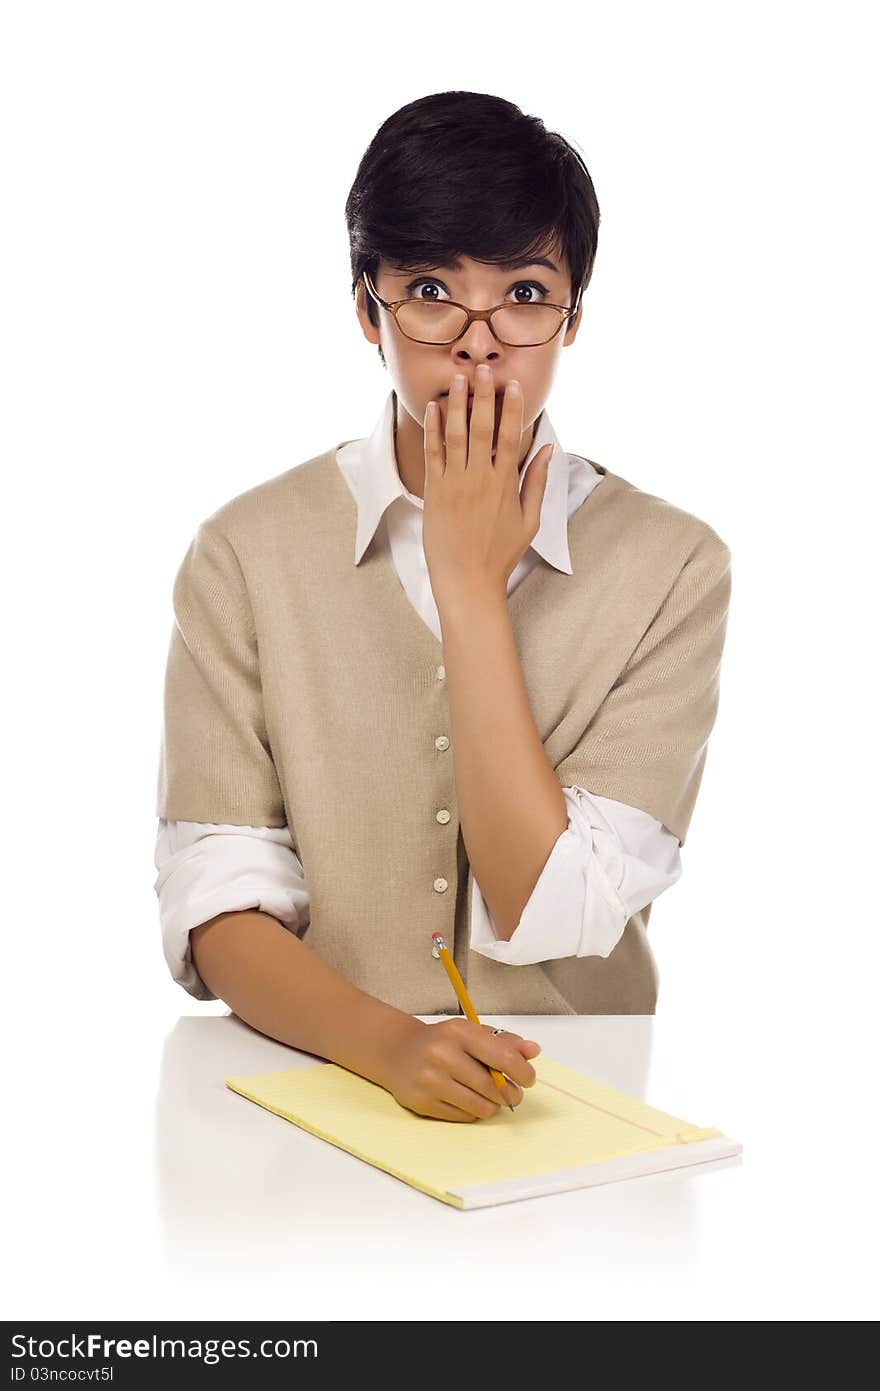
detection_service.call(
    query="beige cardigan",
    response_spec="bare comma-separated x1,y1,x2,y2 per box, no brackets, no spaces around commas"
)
156,445,731,1014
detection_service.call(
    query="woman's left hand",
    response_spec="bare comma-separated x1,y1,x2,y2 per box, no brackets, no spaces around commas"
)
422,362,554,611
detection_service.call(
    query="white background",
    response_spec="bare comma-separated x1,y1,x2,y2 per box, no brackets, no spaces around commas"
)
2,0,878,1322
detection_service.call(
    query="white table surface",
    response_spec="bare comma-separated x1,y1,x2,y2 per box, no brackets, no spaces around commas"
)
11,1003,875,1321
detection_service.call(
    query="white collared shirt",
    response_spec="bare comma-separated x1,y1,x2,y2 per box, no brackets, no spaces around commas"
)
155,391,682,1000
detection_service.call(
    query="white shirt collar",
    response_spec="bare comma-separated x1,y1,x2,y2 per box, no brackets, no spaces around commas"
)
337,389,583,575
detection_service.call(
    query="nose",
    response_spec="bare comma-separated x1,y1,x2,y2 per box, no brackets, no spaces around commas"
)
451,315,502,363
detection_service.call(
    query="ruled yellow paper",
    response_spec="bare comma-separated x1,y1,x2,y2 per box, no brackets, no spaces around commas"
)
226,1055,725,1209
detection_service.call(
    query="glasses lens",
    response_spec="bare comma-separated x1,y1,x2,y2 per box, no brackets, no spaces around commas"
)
396,301,561,345
492,305,562,346
396,301,468,343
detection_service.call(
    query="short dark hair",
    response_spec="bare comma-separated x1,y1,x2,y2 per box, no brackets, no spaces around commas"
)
345,91,600,358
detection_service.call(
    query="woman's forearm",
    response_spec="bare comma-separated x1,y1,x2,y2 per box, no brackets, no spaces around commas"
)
190,910,419,1085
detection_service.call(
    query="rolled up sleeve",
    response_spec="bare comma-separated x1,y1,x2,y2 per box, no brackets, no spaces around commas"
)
154,819,310,1000
469,786,682,966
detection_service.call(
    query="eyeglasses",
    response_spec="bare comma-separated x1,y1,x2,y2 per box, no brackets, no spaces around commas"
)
362,268,580,347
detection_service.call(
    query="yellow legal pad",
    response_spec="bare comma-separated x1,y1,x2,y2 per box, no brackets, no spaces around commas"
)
226,1055,743,1209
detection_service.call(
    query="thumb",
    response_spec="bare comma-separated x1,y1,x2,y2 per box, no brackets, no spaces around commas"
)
521,445,552,528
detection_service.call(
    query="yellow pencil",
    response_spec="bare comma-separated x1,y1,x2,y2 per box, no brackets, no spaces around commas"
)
431,931,514,1111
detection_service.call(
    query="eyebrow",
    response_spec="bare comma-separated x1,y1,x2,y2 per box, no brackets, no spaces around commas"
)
393,255,561,276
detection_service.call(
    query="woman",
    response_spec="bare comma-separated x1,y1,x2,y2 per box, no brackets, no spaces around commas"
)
154,91,731,1122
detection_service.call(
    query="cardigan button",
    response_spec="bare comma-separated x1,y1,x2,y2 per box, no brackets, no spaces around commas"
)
437,664,446,680
433,877,449,893
436,809,451,824
435,735,450,751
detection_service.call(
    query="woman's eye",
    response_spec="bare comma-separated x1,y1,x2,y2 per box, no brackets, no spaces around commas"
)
511,281,549,304
405,278,448,300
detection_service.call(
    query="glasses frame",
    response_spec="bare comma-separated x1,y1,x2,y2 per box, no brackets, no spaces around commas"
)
362,268,581,348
